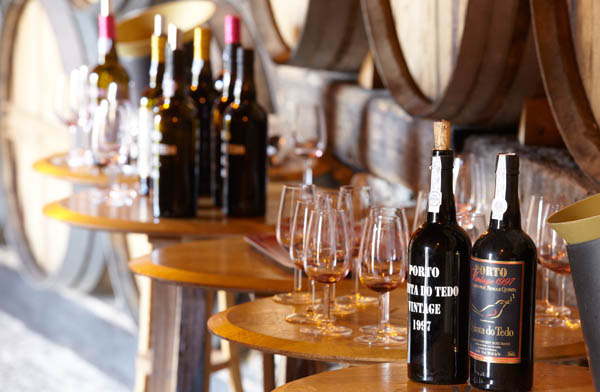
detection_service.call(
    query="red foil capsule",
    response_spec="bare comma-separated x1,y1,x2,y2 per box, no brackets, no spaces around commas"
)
224,14,240,44
98,14,116,40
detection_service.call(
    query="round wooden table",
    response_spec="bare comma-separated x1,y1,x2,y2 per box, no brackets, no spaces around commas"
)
273,362,594,391
208,294,586,363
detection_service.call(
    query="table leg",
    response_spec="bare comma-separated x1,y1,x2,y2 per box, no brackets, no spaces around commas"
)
135,279,213,392
262,353,275,392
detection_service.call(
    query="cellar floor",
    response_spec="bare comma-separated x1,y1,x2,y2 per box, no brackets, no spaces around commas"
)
0,247,264,391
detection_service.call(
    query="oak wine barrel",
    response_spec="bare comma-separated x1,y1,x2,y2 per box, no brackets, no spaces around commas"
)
530,0,600,186
248,0,369,73
361,0,543,126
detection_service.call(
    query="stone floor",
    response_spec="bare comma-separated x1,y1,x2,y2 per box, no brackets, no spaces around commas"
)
0,248,264,392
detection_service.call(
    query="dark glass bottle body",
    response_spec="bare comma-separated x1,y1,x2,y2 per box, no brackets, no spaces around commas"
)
222,49,267,217
190,37,216,201
407,149,471,384
152,48,199,218
211,43,238,207
470,158,536,391
138,35,165,196
91,14,130,102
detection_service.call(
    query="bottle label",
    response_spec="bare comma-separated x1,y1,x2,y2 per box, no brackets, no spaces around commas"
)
469,256,524,364
428,156,442,213
228,144,246,155
153,143,177,156
491,155,508,220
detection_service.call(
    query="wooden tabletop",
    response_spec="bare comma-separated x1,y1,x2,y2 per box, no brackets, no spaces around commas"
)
34,152,330,185
43,184,282,237
274,362,593,391
33,153,137,186
129,237,296,293
208,294,586,364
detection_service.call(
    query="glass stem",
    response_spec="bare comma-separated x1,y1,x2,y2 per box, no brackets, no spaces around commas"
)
68,125,79,156
323,284,331,323
293,268,302,292
559,274,566,310
310,279,316,307
303,159,313,185
542,267,550,306
353,259,360,296
379,292,390,333
107,162,120,192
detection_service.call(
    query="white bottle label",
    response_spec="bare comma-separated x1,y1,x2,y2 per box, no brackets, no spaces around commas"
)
491,155,508,220
428,156,442,214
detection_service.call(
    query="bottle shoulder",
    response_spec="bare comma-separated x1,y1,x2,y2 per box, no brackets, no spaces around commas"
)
472,228,537,262
224,101,267,119
410,221,471,254
157,97,197,120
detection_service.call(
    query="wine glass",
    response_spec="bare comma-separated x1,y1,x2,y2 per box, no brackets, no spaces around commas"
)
537,202,580,328
525,195,554,316
291,103,327,185
454,154,488,214
90,82,136,206
336,185,378,306
55,68,88,167
285,199,323,324
273,183,316,305
300,207,352,337
354,210,408,346
456,211,487,244
412,190,428,234
358,207,410,337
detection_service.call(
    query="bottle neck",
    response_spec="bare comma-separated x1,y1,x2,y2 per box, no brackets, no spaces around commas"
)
163,48,186,99
234,65,256,103
191,43,212,89
427,150,457,224
221,44,238,99
149,35,166,89
489,172,521,230
97,14,118,64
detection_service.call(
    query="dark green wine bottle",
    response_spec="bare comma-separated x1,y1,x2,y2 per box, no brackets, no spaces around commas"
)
138,14,166,196
90,0,130,102
152,24,199,218
470,153,536,391
190,26,216,202
211,14,240,207
222,48,268,217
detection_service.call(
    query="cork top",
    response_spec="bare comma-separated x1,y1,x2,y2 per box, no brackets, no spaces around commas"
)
433,120,451,150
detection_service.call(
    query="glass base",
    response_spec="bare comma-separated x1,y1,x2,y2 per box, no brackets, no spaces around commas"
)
300,323,352,337
285,309,323,325
336,292,378,306
272,291,312,305
359,323,406,336
536,315,580,329
107,188,136,207
535,299,555,315
354,333,406,346
312,302,356,317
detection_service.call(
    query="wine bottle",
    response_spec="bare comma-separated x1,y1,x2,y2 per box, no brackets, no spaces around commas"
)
90,0,130,102
407,120,471,384
190,26,217,202
469,153,536,391
152,24,199,218
222,48,267,217
211,14,240,207
138,14,166,196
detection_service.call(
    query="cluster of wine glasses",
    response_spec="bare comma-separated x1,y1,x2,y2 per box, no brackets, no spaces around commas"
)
524,195,580,328
55,69,139,206
275,184,410,345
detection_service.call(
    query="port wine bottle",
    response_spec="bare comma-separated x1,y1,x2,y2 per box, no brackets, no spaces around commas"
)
152,25,199,218
189,26,216,202
407,120,471,384
222,48,267,217
470,153,536,391
138,14,166,196
90,0,130,102
211,14,240,207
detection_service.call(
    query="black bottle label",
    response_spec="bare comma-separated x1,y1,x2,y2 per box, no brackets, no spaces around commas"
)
469,256,524,364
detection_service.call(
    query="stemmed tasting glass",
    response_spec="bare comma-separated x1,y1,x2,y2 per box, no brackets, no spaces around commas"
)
525,195,554,315
300,207,352,337
285,199,323,324
456,211,487,244
55,68,89,167
354,209,408,346
453,154,488,214
291,103,327,185
90,82,136,206
273,183,316,305
412,190,428,234
537,202,580,328
357,207,410,337
336,185,378,306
